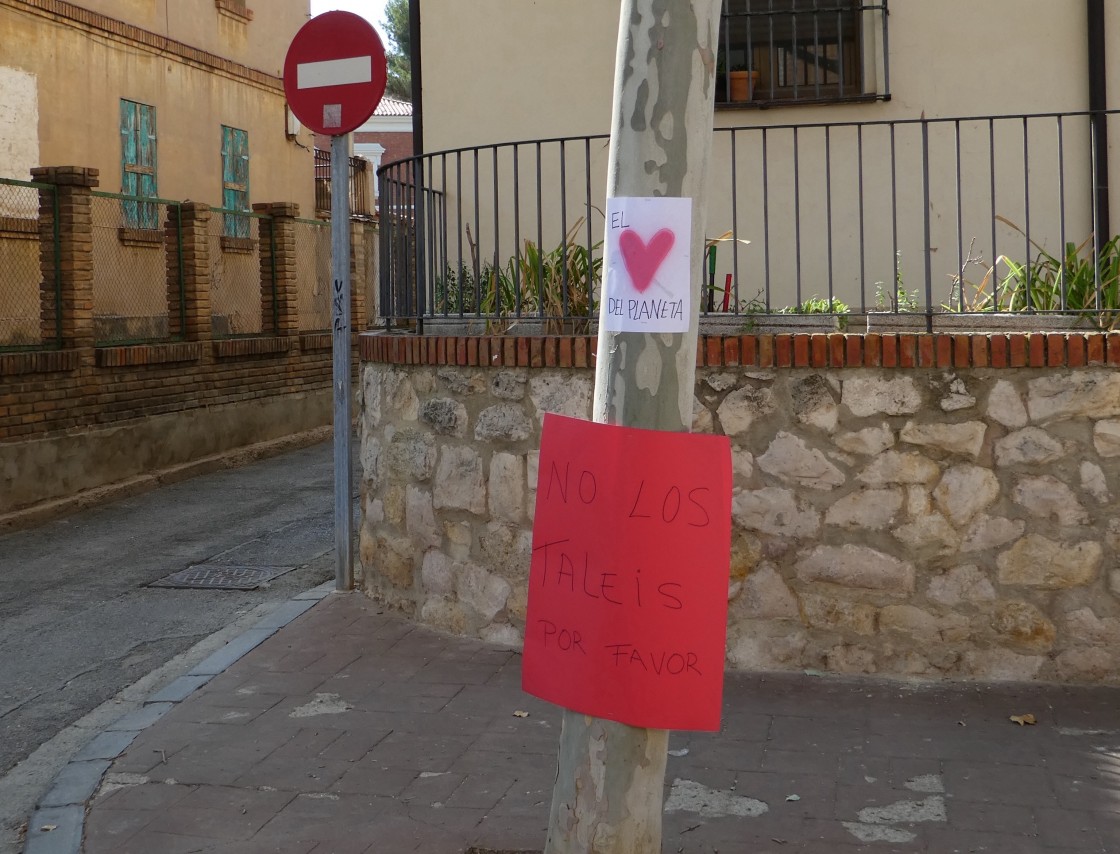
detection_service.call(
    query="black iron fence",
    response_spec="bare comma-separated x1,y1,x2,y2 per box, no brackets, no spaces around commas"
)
0,177,57,350
377,109,1120,333
314,149,373,217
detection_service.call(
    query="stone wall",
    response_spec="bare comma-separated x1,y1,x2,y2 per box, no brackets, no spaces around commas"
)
358,332,1120,685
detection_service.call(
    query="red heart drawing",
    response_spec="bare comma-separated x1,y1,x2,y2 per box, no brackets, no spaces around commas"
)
619,228,675,294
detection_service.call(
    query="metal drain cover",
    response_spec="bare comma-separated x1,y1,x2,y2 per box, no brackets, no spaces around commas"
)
149,564,295,590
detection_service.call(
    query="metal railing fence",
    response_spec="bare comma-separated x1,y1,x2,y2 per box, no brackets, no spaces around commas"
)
294,217,333,332
378,109,1120,332
315,150,373,217
91,191,182,345
314,149,331,213
208,206,270,338
362,221,378,328
0,177,57,350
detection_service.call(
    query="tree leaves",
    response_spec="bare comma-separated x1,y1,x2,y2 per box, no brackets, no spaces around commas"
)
382,0,411,101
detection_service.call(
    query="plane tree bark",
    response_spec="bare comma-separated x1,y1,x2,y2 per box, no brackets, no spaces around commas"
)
544,2,723,852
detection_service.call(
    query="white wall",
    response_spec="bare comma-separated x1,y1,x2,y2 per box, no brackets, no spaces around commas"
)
0,66,39,187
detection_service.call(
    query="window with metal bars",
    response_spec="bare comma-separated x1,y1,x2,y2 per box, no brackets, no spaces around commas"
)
120,99,158,228
716,0,889,106
221,126,250,238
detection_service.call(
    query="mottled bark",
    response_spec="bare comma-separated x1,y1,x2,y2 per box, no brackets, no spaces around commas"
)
545,2,722,852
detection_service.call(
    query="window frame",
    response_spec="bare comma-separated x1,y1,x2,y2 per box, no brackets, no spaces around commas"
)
715,0,889,109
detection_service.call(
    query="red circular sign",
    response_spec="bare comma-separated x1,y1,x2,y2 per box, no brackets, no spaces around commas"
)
283,11,388,136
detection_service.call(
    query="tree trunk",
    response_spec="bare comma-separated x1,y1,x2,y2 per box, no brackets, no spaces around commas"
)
544,2,723,852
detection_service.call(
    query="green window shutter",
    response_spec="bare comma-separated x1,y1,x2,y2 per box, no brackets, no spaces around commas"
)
221,125,233,182
120,100,138,226
120,100,157,227
221,125,250,238
233,128,249,192
138,104,157,174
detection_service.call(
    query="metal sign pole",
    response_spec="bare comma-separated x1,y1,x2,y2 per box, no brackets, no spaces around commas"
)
330,132,353,591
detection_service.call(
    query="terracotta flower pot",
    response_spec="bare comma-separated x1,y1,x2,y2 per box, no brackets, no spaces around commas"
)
729,70,760,102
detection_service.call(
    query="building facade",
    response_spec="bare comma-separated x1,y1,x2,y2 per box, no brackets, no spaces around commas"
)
0,0,378,519
393,0,1120,320
0,0,315,210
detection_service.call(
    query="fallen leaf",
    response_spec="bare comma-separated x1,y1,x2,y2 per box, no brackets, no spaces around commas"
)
39,825,57,833
786,794,800,802
1010,714,1037,726
513,710,530,718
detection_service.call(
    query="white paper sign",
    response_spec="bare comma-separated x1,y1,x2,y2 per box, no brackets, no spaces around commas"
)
603,196,692,333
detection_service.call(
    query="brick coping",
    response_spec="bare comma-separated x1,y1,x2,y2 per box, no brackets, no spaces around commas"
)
213,336,294,359
96,342,203,368
0,348,79,377
359,331,1120,370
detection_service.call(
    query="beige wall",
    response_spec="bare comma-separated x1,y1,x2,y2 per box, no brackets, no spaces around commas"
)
417,0,1120,312
4,392,332,515
77,0,306,77
421,0,619,150
422,0,1112,149
0,2,315,213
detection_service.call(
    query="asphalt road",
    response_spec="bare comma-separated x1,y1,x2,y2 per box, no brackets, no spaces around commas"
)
0,441,345,852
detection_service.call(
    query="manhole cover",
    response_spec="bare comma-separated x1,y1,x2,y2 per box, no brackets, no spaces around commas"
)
149,564,295,590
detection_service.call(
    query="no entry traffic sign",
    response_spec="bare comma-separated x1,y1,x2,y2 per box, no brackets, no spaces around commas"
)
283,11,387,136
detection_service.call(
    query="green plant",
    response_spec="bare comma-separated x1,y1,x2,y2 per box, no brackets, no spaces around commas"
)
946,222,1120,327
1000,222,1120,326
477,218,603,334
777,295,850,330
433,262,498,316
735,290,768,332
874,252,919,311
778,295,850,315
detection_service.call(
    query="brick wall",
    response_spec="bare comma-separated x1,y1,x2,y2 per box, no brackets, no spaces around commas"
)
0,167,376,516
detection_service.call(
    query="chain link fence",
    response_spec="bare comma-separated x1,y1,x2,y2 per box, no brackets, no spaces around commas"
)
91,191,178,345
295,218,332,331
0,178,55,350
4,185,370,348
209,206,268,337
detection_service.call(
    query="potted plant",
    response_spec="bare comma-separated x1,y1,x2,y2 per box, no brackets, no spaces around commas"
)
728,65,760,102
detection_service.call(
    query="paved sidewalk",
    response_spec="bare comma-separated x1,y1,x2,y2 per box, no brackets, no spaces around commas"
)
56,592,1120,853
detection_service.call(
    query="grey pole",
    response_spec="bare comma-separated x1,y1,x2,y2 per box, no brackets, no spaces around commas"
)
330,132,353,591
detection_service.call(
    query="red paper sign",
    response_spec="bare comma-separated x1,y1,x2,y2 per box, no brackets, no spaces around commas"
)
522,414,732,731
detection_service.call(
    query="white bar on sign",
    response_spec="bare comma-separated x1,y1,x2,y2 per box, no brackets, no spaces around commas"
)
297,56,373,89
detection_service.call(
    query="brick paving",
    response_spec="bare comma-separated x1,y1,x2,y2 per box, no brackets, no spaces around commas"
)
77,593,1120,853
